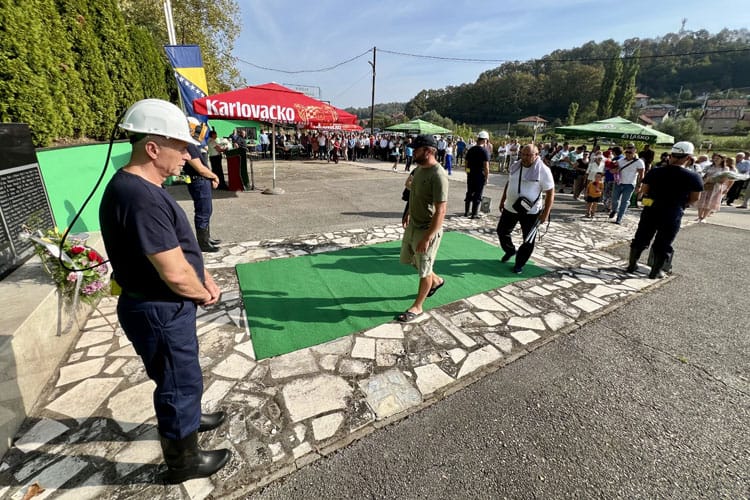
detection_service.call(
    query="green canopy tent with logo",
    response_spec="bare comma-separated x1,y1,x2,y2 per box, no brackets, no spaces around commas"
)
555,116,674,145
385,118,452,135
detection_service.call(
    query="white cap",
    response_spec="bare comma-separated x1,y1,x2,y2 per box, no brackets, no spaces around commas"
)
671,141,695,156
119,99,200,145
477,131,489,140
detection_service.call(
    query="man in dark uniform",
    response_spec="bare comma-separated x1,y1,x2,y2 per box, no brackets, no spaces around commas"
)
627,141,704,278
99,99,230,484
464,131,491,218
183,119,221,252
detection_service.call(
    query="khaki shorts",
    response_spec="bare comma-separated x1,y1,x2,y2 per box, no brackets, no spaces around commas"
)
400,225,442,278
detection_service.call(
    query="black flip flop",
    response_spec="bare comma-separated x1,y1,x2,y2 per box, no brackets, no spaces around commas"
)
427,279,445,297
396,311,420,322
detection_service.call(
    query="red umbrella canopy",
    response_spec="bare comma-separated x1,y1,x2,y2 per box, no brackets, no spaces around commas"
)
193,82,356,126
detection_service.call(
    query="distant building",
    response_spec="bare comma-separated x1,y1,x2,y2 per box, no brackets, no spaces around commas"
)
639,107,672,125
634,93,650,108
516,115,548,129
637,114,655,126
701,99,747,134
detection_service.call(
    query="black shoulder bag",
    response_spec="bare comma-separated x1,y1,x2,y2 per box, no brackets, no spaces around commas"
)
511,166,541,214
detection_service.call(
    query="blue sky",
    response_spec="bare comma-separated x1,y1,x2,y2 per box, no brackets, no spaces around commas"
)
233,0,749,109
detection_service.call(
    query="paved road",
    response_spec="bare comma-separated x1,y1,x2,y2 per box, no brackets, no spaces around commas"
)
170,158,507,242
223,161,749,498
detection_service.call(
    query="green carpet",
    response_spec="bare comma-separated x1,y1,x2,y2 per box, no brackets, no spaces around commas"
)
236,231,548,359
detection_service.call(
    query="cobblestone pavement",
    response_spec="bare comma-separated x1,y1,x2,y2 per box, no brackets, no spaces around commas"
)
0,208,678,499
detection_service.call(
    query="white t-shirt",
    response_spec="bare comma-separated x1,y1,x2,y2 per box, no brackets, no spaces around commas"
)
503,160,555,214
586,157,605,181
617,157,645,185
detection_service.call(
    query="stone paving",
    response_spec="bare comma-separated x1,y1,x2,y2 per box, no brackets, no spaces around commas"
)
0,210,675,500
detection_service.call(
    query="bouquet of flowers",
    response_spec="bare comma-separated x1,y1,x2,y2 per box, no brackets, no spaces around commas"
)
22,227,109,305
709,171,749,182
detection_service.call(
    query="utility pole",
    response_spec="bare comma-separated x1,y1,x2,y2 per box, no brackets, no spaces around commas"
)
369,47,376,135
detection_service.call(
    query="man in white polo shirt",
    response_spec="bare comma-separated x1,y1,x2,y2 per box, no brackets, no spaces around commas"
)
609,144,645,224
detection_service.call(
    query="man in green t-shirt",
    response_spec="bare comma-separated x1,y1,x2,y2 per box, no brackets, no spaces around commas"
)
398,134,449,322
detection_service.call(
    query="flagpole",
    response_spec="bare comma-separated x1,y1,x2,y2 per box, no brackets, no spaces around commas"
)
163,0,176,45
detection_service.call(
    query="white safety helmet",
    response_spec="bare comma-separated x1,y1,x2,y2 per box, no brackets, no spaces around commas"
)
119,99,200,145
670,141,695,156
477,130,489,140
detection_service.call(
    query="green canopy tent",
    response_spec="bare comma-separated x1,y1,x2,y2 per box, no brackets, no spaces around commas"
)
385,118,452,135
555,116,674,145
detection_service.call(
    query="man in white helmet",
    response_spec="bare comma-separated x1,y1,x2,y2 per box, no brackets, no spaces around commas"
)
99,99,230,484
626,141,703,278
463,131,491,218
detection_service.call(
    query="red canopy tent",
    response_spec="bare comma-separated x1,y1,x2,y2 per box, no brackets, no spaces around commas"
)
194,83,358,193
193,82,357,126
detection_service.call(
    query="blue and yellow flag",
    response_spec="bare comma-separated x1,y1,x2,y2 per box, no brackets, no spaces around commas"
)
164,45,208,119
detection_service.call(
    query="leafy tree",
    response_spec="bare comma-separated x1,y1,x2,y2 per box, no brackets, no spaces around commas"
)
119,0,243,93
404,90,428,118
612,48,640,118
418,110,454,130
566,102,579,125
656,116,703,145
513,124,533,138
90,0,142,113
129,26,171,101
0,0,65,145
34,0,92,139
56,0,116,139
597,54,622,119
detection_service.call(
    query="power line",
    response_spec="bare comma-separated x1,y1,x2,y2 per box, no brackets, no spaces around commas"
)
379,47,750,63
232,48,371,74
231,45,750,76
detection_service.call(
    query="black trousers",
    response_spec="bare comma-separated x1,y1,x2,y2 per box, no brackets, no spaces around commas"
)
464,176,486,204
209,155,227,189
496,209,539,267
630,207,681,262
725,179,746,204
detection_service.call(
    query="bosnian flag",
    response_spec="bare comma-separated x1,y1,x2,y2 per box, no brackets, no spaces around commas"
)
164,45,208,121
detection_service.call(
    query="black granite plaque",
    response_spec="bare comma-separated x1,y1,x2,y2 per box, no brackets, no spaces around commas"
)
0,123,37,171
0,123,54,279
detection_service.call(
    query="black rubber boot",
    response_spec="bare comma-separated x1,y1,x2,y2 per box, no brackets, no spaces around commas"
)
625,248,642,273
197,228,219,253
198,411,226,433
464,201,470,217
207,225,221,245
649,254,667,279
470,201,479,219
160,432,231,484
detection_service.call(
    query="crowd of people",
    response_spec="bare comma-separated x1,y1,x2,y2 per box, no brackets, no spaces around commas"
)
535,140,749,223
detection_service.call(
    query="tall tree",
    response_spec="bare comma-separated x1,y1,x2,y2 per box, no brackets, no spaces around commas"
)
56,0,115,139
90,0,142,112
597,54,623,119
128,25,172,101
566,102,579,125
118,0,243,93
612,48,640,118
0,0,65,145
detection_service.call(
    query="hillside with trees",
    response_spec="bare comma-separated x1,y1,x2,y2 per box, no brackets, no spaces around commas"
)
403,29,750,127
